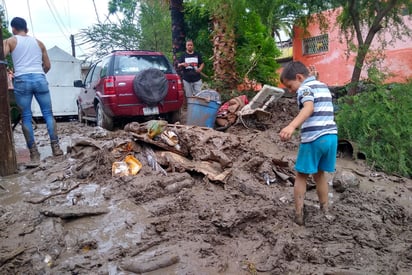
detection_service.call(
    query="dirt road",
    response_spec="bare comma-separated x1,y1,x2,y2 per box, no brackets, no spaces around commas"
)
1,98,411,274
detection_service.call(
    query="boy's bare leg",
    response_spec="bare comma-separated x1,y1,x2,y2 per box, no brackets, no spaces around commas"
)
314,170,335,221
313,170,328,211
294,172,308,225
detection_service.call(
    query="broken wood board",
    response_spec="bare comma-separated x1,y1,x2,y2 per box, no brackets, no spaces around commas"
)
40,205,109,219
130,132,189,157
156,151,232,184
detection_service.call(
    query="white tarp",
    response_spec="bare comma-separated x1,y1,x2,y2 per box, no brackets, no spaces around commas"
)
32,46,82,117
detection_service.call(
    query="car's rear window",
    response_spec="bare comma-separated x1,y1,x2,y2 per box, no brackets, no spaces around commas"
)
114,55,174,75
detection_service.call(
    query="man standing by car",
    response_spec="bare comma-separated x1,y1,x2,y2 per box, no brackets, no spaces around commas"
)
177,39,204,98
3,17,63,167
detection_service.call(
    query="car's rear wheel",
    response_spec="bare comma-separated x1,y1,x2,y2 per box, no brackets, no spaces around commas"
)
96,102,113,130
77,103,84,123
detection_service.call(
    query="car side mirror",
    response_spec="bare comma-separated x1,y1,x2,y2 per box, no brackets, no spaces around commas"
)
73,80,85,88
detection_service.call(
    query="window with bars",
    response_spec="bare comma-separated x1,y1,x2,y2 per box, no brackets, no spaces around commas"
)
303,34,329,55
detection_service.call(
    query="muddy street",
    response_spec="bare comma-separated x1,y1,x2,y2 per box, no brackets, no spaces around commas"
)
1,98,411,274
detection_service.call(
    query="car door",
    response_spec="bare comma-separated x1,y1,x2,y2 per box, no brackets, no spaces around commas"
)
80,61,103,117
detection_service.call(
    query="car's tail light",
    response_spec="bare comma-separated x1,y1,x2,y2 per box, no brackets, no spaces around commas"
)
104,76,115,95
177,78,183,91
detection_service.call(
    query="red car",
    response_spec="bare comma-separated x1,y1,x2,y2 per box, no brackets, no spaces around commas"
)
74,50,184,130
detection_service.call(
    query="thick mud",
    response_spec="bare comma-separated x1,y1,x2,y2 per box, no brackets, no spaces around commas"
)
1,97,411,274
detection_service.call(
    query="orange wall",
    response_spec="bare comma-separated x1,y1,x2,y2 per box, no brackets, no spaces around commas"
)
293,8,412,86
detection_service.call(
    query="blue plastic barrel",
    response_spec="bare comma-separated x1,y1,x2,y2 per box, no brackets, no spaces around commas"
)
186,96,221,128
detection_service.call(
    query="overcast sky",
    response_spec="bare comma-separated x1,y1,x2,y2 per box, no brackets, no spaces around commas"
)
2,0,111,58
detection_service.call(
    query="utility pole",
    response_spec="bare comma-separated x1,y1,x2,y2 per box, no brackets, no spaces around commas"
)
70,34,75,57
0,22,18,176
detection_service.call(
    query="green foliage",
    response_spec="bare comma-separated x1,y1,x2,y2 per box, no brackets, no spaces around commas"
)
0,6,13,67
182,2,213,78
78,0,171,61
1,6,10,38
336,82,412,177
138,1,172,59
246,0,301,39
184,1,281,89
235,10,281,86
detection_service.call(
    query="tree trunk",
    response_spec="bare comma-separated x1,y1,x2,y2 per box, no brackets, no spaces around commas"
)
348,28,381,95
347,0,397,95
170,0,185,69
0,25,18,176
211,4,238,90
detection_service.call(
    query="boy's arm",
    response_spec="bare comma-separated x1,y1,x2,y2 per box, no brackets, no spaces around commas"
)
279,101,314,141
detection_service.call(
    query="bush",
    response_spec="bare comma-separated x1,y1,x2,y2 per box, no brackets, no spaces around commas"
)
335,81,412,177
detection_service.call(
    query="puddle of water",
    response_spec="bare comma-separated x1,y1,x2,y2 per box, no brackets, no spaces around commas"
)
13,123,72,163
65,183,101,206
0,175,24,205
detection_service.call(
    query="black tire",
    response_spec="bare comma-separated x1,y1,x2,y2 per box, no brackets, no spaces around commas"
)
77,103,84,123
168,109,181,124
133,68,168,106
96,102,113,130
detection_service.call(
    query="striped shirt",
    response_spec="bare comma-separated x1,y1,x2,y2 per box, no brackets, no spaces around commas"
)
297,76,337,143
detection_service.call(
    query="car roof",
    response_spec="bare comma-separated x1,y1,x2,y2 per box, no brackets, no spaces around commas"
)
110,50,164,56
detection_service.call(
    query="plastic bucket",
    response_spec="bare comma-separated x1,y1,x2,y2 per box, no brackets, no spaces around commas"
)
186,96,221,128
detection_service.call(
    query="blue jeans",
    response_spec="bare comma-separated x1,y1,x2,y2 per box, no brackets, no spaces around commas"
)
13,73,59,149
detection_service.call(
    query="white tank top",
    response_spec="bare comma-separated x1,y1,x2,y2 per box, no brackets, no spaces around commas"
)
11,35,45,77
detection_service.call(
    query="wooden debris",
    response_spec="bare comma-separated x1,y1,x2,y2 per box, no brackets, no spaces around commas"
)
40,205,109,219
25,182,81,204
0,247,25,266
121,252,180,273
156,151,232,184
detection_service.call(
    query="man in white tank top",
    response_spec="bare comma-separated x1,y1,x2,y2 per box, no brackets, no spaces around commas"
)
3,17,63,167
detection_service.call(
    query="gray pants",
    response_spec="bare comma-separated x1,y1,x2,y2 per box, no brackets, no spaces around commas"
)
183,79,202,98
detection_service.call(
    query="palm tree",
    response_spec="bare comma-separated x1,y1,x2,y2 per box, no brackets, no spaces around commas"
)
170,0,185,67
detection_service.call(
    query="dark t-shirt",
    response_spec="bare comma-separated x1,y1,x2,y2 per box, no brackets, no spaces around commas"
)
178,51,203,82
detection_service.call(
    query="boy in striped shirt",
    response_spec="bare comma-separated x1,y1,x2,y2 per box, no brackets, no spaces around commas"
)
279,61,338,226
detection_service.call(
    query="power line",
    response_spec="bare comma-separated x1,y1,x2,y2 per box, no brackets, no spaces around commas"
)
44,0,70,41
27,0,35,35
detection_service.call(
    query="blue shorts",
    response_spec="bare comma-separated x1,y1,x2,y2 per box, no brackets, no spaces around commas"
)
295,134,338,174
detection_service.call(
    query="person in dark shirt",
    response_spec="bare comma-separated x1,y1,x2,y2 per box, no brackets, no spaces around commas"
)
177,39,204,98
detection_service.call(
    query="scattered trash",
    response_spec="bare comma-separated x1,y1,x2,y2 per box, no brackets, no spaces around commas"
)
90,126,108,138
124,155,143,175
112,155,142,176
160,130,179,147
143,145,167,176
215,95,248,128
279,196,289,203
238,85,285,128
262,172,277,185
147,120,168,139
112,162,129,177
44,254,53,267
